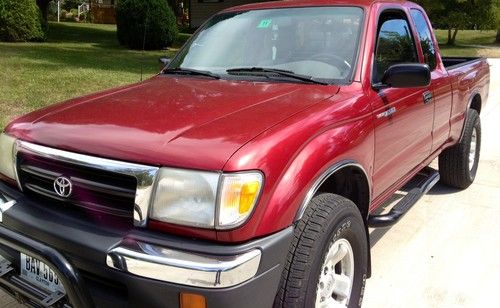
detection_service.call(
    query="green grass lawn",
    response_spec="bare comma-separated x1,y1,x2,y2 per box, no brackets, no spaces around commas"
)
435,30,500,58
0,22,179,128
1,23,499,128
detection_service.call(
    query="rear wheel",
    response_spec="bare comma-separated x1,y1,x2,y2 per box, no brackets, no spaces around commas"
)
439,109,481,189
274,194,368,308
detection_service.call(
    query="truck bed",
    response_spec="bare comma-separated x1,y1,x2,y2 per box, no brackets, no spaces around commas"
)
442,57,484,70
443,56,490,143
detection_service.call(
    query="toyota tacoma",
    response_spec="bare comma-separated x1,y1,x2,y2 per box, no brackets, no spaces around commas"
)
0,0,490,307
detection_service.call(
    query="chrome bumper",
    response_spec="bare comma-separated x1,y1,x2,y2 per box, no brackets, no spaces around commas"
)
106,240,262,288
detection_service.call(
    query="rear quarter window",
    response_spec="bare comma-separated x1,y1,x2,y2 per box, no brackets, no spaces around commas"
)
410,9,437,70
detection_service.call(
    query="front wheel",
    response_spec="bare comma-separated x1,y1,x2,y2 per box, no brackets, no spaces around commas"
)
274,194,368,308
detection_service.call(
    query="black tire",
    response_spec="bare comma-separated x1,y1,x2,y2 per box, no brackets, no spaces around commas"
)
274,194,368,308
439,109,481,189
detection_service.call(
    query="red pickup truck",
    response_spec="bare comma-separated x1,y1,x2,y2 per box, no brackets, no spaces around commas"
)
0,1,490,307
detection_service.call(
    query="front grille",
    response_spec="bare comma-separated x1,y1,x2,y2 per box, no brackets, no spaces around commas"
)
17,152,137,219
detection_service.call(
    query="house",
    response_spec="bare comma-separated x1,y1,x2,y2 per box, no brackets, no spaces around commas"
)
89,0,276,27
90,0,117,24
188,0,274,28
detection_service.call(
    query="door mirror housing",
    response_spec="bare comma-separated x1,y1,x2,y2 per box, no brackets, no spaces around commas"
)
374,63,431,90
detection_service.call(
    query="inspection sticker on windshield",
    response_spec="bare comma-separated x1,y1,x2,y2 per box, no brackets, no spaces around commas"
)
257,19,272,28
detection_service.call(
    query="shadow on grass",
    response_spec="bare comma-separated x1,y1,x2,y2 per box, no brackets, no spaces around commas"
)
47,22,120,48
438,44,477,50
0,43,173,76
2,22,188,76
0,22,179,75
46,22,190,49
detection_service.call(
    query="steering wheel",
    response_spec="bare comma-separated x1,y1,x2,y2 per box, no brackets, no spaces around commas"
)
310,53,352,73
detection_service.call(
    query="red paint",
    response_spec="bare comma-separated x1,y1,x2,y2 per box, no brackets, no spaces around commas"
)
4,0,489,243
6,77,336,171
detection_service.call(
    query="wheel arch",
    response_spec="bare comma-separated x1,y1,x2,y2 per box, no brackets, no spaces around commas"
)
470,93,482,114
294,160,371,222
459,92,482,143
293,160,373,277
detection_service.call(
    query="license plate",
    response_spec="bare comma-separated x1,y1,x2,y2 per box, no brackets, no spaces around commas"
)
20,253,65,294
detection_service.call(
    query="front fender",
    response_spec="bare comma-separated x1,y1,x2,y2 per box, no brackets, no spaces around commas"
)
218,106,374,242
258,119,374,234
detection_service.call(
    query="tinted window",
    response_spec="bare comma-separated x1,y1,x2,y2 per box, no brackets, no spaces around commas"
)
374,16,418,83
170,7,364,82
411,9,437,70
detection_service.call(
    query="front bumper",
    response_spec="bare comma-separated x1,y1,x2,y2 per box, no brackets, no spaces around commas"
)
0,182,293,308
106,241,262,289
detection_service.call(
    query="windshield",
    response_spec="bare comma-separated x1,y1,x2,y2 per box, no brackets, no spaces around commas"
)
169,6,364,83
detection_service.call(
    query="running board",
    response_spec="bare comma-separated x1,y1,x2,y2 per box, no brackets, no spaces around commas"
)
368,167,440,228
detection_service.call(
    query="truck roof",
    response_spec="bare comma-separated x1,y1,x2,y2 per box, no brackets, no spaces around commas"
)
223,0,412,12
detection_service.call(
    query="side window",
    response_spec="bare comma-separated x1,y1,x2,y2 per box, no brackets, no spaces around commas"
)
411,9,437,70
374,15,418,83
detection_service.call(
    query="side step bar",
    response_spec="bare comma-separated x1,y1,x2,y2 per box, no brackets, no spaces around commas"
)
368,167,440,228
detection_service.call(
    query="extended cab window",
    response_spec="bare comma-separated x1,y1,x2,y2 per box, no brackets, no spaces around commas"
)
411,9,437,70
373,14,418,83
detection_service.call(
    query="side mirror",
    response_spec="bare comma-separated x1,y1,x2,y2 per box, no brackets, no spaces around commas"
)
375,63,431,89
159,57,171,69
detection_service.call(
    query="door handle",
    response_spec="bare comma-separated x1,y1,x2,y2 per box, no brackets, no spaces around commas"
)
423,91,433,104
376,107,397,119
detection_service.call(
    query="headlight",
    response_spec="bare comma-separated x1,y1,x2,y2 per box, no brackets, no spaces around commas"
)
0,133,17,181
149,168,263,229
150,168,219,228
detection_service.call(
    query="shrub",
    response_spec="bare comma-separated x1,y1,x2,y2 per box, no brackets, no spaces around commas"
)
0,0,47,42
60,9,68,19
116,0,178,50
47,1,58,21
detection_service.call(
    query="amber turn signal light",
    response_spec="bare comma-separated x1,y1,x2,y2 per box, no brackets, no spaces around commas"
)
180,292,207,308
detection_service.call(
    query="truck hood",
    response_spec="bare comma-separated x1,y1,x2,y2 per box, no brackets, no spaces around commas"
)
6,76,338,170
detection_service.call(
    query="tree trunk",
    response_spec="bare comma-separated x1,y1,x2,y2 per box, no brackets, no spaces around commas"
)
452,29,459,45
497,29,500,44
36,0,50,21
448,29,459,45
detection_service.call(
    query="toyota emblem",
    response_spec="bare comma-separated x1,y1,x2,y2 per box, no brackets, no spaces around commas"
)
53,176,73,198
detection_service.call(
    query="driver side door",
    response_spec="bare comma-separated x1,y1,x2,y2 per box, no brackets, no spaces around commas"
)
371,10,434,198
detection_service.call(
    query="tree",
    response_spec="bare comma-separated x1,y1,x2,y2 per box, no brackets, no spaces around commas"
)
36,0,51,21
494,0,500,43
415,0,497,45
0,0,47,42
116,0,178,50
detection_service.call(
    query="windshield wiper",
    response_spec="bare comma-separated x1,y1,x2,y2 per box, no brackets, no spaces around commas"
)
163,67,220,79
226,67,328,85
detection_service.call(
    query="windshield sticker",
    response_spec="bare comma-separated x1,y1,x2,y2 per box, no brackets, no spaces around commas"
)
257,19,272,28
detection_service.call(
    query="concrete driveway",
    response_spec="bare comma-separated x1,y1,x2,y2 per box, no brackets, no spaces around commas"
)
1,60,499,307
